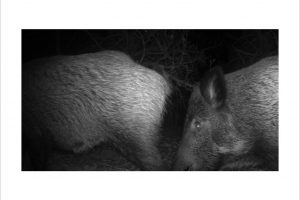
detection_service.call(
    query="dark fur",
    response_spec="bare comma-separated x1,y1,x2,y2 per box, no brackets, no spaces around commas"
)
174,56,278,171
22,51,171,170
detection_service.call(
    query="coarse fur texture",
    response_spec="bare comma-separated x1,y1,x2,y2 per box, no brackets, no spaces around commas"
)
22,50,171,170
174,56,278,171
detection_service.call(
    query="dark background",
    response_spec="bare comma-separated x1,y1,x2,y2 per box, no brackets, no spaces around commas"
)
22,30,278,170
22,30,278,74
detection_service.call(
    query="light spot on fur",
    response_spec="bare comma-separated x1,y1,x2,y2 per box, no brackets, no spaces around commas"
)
208,76,216,101
218,140,246,154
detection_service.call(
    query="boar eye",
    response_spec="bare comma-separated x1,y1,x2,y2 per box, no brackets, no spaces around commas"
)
194,121,201,129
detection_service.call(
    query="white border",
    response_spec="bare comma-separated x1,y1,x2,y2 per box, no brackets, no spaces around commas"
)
1,0,299,200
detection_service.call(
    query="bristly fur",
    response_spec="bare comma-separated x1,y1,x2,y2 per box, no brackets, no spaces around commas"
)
22,50,171,171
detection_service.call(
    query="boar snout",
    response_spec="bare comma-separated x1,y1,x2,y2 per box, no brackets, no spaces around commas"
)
174,159,195,171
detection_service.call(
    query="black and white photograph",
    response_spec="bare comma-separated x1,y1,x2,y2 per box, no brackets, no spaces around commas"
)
1,0,299,200
22,30,279,171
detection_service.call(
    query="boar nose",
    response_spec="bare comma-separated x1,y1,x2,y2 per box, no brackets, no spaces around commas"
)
174,144,197,170
174,158,195,171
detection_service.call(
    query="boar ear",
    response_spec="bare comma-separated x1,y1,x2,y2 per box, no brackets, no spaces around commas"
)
199,66,227,109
